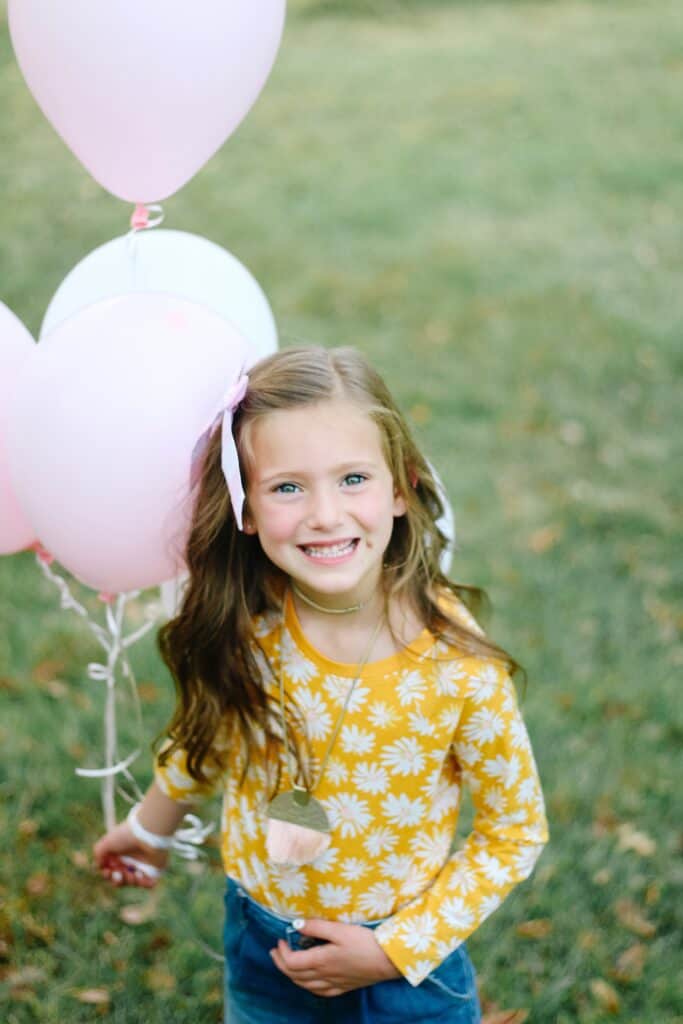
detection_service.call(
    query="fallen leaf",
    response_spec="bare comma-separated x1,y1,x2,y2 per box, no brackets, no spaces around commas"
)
22,915,55,945
119,892,159,926
26,872,50,897
103,930,119,946
616,823,656,857
32,658,67,683
592,868,611,886
17,819,39,839
70,850,90,870
7,966,47,989
578,930,599,950
75,988,110,1005
515,918,553,939
482,1012,529,1024
44,679,69,699
612,942,646,983
615,899,656,938
589,978,620,1013
645,883,660,906
527,524,563,554
145,965,176,992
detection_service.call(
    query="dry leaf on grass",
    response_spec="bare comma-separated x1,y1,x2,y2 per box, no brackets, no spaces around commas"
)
26,871,50,897
515,918,553,939
482,1012,529,1024
527,524,563,554
75,988,111,1005
119,891,159,926
614,899,656,938
145,965,176,992
589,978,620,1013
612,942,647,983
7,966,47,990
616,823,656,857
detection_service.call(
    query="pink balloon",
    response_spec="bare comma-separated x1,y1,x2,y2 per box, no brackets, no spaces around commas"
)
6,294,251,592
0,303,37,555
8,0,287,203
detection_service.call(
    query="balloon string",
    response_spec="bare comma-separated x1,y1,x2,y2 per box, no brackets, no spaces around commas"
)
126,202,164,291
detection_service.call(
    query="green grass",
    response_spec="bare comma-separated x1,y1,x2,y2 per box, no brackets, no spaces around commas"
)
1,0,682,1020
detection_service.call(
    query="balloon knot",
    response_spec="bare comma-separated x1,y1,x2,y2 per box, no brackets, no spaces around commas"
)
130,203,150,231
98,591,115,604
31,542,55,565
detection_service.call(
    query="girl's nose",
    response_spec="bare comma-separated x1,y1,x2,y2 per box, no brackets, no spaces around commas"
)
306,487,343,530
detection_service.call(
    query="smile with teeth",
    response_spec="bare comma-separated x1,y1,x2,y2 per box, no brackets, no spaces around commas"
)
299,539,359,559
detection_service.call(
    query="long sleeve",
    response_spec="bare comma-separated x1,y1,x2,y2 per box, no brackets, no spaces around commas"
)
374,666,549,986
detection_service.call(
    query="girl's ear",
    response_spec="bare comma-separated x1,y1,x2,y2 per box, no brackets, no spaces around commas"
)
242,514,258,535
392,489,407,517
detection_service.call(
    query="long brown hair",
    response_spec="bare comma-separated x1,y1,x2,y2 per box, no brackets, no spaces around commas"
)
157,346,522,785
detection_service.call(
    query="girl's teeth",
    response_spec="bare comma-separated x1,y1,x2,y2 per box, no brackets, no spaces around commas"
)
303,541,355,558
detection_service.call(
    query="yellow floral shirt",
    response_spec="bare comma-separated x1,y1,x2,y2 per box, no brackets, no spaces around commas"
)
155,592,548,986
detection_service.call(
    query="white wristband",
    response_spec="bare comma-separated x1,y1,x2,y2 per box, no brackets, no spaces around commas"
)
127,803,174,850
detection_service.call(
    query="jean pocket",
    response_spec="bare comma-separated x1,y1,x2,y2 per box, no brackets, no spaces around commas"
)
423,944,476,1002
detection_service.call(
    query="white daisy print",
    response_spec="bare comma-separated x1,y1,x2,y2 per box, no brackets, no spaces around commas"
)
462,707,505,744
323,675,370,712
296,687,332,740
405,961,435,987
326,757,349,786
383,793,426,827
282,640,318,685
484,754,521,789
273,865,309,898
509,717,532,750
358,881,396,918
380,853,413,880
353,761,389,794
439,896,475,932
161,761,203,794
426,777,460,822
452,741,481,768
340,857,370,882
317,883,351,908
447,862,479,895
396,670,427,706
340,724,376,755
364,827,398,857
381,736,426,776
237,795,258,839
410,827,452,869
408,709,435,736
479,892,504,917
399,863,431,900
514,844,544,876
310,846,339,874
400,912,438,953
436,662,469,697
466,663,500,702
475,850,512,887
439,706,463,733
483,786,507,815
248,853,271,891
368,701,397,729
325,793,371,837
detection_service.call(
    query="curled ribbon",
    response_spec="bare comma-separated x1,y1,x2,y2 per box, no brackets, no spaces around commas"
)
220,374,249,530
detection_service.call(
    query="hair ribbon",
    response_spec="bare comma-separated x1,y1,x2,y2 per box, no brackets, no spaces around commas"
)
220,373,249,530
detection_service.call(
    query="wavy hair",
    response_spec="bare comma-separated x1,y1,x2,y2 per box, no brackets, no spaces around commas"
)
157,346,522,787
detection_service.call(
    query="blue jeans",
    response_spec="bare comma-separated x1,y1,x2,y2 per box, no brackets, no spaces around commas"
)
223,878,481,1023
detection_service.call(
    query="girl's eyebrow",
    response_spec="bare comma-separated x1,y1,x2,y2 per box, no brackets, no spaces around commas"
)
257,461,379,486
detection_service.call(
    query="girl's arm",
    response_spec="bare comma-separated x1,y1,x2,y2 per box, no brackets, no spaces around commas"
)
93,782,191,888
373,663,549,986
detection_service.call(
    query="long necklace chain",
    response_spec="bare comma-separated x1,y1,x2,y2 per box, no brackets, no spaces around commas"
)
278,601,384,796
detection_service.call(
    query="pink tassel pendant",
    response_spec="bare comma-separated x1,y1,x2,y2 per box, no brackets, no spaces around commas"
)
266,789,331,866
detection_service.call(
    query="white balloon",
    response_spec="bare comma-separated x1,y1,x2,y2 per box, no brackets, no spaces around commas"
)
0,303,37,554
432,463,456,574
41,230,278,363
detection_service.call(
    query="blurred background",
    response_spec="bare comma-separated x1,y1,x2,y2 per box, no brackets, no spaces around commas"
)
1,1,681,1021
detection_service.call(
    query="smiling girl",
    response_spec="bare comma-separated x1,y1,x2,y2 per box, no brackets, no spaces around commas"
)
94,346,548,1023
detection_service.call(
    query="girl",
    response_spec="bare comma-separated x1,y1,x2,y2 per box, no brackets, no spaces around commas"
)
94,346,548,1023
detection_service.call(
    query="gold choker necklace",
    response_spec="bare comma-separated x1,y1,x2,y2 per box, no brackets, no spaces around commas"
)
291,581,373,616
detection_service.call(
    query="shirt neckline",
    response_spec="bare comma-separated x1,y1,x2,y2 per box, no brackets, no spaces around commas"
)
283,589,434,678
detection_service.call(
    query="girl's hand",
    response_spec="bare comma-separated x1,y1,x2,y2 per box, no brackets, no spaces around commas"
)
93,820,168,889
270,920,401,997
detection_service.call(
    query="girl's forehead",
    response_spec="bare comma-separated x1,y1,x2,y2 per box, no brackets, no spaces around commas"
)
247,399,387,473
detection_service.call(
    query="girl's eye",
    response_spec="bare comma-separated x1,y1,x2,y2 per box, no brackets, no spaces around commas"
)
273,482,301,494
342,473,367,487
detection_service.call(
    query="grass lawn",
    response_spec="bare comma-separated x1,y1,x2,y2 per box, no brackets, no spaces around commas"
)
1,0,681,1020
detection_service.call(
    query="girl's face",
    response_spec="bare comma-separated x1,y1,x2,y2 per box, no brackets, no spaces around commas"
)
243,399,406,607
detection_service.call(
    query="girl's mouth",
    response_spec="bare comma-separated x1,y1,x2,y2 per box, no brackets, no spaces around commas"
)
298,538,359,561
